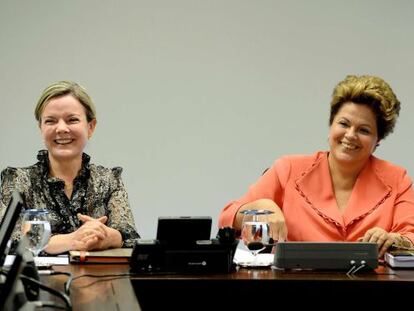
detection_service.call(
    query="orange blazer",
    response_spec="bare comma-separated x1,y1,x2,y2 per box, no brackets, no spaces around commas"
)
219,151,414,243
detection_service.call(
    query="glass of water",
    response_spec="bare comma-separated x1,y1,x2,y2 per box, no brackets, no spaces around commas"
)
240,209,273,266
21,209,51,257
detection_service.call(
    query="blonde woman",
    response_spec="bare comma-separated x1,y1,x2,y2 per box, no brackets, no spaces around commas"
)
0,81,139,254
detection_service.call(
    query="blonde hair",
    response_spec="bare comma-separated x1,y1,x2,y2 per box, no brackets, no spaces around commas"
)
35,81,96,123
330,75,400,140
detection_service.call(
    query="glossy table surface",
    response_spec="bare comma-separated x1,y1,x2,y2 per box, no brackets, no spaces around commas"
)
39,263,414,310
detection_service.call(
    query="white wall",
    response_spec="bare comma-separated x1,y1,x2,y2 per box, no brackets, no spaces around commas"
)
1,0,414,238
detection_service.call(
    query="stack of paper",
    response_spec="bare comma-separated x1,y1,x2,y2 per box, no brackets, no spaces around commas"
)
4,255,68,267
385,250,414,268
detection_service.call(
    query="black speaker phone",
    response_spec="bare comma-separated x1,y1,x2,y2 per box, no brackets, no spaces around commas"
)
156,216,212,245
130,216,237,274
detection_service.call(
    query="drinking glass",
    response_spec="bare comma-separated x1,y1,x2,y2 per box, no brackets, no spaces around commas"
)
21,209,51,258
240,209,273,266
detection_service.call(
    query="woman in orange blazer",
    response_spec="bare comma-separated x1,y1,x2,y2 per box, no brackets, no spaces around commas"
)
219,75,414,257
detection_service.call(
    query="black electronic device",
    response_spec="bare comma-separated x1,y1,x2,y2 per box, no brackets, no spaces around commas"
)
156,216,212,245
130,220,237,274
0,191,24,267
21,253,40,301
0,238,30,311
274,242,378,271
0,191,40,303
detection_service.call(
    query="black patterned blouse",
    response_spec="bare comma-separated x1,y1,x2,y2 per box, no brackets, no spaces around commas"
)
0,150,140,250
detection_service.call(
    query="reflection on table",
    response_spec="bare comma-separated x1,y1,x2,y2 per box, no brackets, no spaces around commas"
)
40,263,414,310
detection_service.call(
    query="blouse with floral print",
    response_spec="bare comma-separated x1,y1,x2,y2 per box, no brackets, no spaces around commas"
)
0,150,140,251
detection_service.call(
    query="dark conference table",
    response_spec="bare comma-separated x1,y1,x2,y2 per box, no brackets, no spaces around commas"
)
40,263,414,310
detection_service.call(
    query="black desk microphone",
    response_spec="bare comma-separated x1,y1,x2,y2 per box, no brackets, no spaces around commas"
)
21,251,40,301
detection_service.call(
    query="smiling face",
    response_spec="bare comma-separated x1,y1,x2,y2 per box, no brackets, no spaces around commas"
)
40,94,96,163
328,102,379,169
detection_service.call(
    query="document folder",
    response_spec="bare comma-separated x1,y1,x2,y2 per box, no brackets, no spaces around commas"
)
69,248,132,264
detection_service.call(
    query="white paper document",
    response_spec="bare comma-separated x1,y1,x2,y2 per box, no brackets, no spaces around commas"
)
385,252,414,268
233,247,274,267
5,255,69,266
